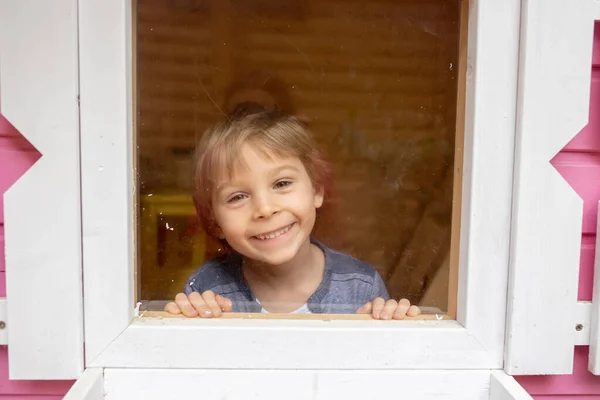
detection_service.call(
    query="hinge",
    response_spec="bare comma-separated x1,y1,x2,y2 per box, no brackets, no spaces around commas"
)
575,301,591,345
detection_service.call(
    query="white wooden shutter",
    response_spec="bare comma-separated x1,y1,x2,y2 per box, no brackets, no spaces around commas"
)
0,0,84,379
590,201,600,374
587,0,600,375
505,0,596,375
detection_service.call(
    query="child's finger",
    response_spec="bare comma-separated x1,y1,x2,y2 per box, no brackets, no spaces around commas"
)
356,301,373,314
392,298,411,320
175,293,199,318
188,291,212,318
216,294,233,312
164,301,182,315
380,299,398,320
406,305,421,317
371,297,386,319
202,290,222,317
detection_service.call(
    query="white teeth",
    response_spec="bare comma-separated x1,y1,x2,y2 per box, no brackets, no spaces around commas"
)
255,224,292,240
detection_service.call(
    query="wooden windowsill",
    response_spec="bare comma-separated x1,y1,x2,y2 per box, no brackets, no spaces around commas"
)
140,311,450,321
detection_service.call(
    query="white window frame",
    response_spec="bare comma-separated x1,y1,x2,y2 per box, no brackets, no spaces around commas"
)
78,0,519,371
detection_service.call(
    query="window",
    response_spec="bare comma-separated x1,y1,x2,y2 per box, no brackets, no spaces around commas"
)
135,0,464,316
73,0,523,370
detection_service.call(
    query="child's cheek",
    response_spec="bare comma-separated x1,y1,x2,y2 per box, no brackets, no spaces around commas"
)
218,210,248,239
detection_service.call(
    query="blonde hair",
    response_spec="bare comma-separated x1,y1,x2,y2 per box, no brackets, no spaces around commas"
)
193,111,331,237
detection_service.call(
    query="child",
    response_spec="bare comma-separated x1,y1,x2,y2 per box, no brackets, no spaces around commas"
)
165,110,421,320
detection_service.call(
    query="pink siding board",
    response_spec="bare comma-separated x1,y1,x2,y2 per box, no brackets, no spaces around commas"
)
593,27,600,67
0,274,6,298
0,397,64,400
551,152,600,235
580,235,595,301
564,73,600,152
0,225,4,274
518,347,600,395
535,397,600,400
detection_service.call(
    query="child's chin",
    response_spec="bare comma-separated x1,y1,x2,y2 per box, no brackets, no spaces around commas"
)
255,248,299,266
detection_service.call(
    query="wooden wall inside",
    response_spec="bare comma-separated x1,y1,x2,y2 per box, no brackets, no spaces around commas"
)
136,0,461,308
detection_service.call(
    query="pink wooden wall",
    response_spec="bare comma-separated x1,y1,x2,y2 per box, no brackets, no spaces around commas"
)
515,22,600,399
0,22,599,400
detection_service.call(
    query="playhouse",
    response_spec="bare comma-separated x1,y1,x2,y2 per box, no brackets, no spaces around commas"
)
1,0,600,398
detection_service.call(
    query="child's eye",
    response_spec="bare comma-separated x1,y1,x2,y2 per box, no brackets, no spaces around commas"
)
227,193,247,203
273,180,292,189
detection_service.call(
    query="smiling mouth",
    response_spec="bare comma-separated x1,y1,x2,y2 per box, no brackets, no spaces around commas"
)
253,223,295,240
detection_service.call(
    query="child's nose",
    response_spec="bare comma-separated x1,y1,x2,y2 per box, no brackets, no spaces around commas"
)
253,193,279,219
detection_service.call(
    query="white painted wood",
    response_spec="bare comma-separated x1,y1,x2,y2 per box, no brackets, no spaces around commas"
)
81,0,520,371
590,201,600,374
593,0,600,19
0,0,84,379
78,0,135,364
505,0,595,375
90,319,499,369
64,368,104,400
489,371,533,400
0,299,7,345
456,0,521,364
104,369,491,400
575,301,591,346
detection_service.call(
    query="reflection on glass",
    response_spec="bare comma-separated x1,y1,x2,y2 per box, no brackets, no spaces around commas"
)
136,0,460,315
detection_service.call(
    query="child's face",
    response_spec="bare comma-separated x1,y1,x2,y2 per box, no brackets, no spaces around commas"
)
211,144,323,266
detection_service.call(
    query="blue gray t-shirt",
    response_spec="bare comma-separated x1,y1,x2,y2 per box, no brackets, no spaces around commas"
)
185,240,390,314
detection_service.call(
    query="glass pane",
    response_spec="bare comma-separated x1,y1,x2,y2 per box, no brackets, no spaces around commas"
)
135,0,461,317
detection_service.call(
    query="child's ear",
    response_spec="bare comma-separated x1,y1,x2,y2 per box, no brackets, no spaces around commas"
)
314,185,324,209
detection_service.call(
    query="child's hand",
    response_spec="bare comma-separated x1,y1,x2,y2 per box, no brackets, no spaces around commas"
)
356,298,421,320
164,290,232,318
